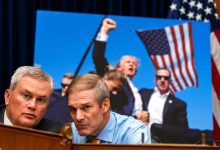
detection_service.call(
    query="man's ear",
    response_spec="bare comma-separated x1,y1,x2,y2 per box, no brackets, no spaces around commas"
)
4,89,11,105
117,67,122,72
102,98,110,113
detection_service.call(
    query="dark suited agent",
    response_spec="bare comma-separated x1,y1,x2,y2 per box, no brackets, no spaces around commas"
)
139,68,213,144
45,73,75,125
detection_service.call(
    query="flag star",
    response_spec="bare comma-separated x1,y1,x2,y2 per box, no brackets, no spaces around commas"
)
187,11,194,19
179,6,186,15
170,3,177,11
189,0,196,8
196,2,203,10
196,14,202,21
215,13,219,19
208,0,214,3
204,6,212,15
183,0,188,3
214,3,216,8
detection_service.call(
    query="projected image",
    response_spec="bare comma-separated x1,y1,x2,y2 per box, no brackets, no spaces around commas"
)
34,11,212,143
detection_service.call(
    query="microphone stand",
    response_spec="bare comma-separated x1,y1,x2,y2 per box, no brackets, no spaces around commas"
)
74,15,107,76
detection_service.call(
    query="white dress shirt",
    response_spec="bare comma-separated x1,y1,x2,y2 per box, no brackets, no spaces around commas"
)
126,77,143,116
96,31,108,41
148,87,170,125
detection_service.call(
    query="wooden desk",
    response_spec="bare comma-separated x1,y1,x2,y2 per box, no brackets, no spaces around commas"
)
0,123,219,150
72,144,220,150
0,123,70,150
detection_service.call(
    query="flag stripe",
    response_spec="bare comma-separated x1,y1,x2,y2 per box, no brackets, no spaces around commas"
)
180,24,195,86
213,116,220,144
212,57,220,102
212,86,220,143
151,55,159,69
171,26,188,89
188,23,198,87
211,28,220,144
166,27,183,91
212,85,220,128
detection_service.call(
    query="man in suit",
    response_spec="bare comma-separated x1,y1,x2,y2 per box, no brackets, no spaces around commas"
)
139,68,214,144
0,66,61,133
44,73,75,125
55,73,75,97
139,67,189,143
93,18,143,117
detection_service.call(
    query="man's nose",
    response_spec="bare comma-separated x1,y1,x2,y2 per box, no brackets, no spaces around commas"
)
27,99,36,110
76,110,84,121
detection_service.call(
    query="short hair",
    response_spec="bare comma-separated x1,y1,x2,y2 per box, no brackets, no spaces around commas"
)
9,66,53,91
63,73,75,80
104,69,124,84
68,74,109,106
117,55,140,68
156,67,171,77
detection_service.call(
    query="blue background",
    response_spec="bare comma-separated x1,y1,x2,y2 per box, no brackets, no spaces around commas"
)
34,10,211,130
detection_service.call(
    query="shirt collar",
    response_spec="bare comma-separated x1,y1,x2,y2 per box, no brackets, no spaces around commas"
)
154,87,170,97
96,111,115,143
4,110,13,126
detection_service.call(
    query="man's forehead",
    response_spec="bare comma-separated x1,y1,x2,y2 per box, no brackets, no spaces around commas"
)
16,77,52,94
157,69,170,75
119,57,138,66
68,97,97,107
121,56,136,61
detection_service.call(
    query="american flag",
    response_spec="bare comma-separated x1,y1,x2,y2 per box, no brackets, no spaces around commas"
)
168,0,220,31
168,0,220,145
211,28,220,146
136,22,198,93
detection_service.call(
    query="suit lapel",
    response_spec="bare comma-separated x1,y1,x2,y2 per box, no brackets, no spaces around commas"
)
163,94,173,120
123,79,135,110
144,90,154,111
0,105,6,123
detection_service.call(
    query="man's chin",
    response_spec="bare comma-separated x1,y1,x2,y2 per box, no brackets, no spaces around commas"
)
19,119,38,128
78,130,90,136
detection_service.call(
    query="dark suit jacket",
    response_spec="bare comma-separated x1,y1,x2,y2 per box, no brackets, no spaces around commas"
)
139,88,189,143
44,89,73,125
140,88,214,144
93,40,137,116
0,105,62,133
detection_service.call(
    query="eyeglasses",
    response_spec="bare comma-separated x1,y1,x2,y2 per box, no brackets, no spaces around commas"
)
156,75,170,81
61,83,70,88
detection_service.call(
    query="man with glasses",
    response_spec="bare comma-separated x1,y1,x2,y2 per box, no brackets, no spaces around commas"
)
44,73,75,125
139,67,189,143
59,73,75,97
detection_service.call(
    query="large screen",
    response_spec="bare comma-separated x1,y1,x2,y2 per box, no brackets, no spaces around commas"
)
35,10,211,130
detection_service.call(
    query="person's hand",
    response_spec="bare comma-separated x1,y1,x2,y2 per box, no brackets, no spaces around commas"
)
136,111,149,125
100,18,117,35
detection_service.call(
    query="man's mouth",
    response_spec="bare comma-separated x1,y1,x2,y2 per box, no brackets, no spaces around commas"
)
76,124,88,130
128,68,133,72
24,113,36,119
